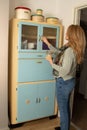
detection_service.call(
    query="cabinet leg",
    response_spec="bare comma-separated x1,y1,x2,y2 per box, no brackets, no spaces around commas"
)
8,123,24,129
49,115,57,120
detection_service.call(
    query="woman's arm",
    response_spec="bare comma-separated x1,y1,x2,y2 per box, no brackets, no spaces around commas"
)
46,48,75,78
41,36,51,47
51,48,74,77
41,36,59,54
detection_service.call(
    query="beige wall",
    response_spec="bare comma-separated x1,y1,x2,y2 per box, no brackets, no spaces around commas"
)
0,0,9,129
9,0,87,43
56,0,87,43
9,0,58,19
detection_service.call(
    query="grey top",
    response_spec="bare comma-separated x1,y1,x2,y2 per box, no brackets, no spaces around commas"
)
49,45,77,80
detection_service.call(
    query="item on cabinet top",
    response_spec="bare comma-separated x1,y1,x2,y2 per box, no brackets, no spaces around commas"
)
15,6,31,19
31,14,44,22
28,43,35,49
36,9,43,15
46,17,60,24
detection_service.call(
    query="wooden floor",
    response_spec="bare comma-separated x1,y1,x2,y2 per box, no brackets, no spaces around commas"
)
10,117,77,130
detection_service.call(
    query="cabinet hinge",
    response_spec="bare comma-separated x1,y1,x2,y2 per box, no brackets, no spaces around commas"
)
16,117,17,120
16,88,18,91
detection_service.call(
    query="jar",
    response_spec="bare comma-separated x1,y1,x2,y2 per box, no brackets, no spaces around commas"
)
46,17,59,24
31,14,44,22
15,6,31,19
36,9,43,15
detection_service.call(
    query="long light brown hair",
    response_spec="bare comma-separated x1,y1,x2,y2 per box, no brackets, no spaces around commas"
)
66,24,86,64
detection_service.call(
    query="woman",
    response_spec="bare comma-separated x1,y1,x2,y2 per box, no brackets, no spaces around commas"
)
41,25,86,130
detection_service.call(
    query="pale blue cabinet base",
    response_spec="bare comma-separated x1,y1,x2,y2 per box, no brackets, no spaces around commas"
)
17,81,55,123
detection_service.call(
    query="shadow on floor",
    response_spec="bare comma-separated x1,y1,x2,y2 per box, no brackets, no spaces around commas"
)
72,92,87,130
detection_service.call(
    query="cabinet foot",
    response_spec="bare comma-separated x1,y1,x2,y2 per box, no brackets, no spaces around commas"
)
8,123,24,128
49,115,57,120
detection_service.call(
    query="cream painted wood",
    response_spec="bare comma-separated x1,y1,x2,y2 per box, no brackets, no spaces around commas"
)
9,19,19,124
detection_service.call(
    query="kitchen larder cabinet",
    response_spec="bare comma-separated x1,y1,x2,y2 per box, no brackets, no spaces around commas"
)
8,18,63,125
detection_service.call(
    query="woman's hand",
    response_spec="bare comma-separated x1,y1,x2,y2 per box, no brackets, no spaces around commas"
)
41,36,50,47
46,54,53,65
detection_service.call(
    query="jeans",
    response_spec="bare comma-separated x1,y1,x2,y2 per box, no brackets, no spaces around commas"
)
56,77,75,130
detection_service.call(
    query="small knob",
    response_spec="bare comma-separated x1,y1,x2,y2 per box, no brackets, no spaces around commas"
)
25,99,30,104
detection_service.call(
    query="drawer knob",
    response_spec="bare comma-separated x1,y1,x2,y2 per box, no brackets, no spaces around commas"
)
37,55,43,57
44,96,49,101
25,99,30,104
37,61,42,63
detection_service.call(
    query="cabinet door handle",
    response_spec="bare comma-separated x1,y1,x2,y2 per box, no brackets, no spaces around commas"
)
36,98,38,103
38,98,41,103
25,99,30,104
37,55,43,57
36,61,42,63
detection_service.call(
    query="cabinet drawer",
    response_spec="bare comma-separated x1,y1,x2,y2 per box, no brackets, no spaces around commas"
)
18,52,46,59
18,59,54,82
17,81,55,122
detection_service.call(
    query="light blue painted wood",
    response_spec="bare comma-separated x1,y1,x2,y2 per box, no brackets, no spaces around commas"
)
18,59,54,82
37,82,55,118
17,81,55,122
18,52,46,59
17,83,38,122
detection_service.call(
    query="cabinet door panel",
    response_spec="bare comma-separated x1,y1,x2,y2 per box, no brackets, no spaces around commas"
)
41,26,59,50
17,82,55,122
37,82,55,118
18,22,40,51
18,59,54,82
17,84,38,122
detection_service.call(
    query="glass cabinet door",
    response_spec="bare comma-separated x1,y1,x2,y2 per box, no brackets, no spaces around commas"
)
19,24,38,51
42,27,59,50
18,23,60,52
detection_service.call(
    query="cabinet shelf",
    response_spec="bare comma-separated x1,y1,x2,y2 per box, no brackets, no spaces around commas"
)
22,34,56,39
22,34,36,39
45,36,56,39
